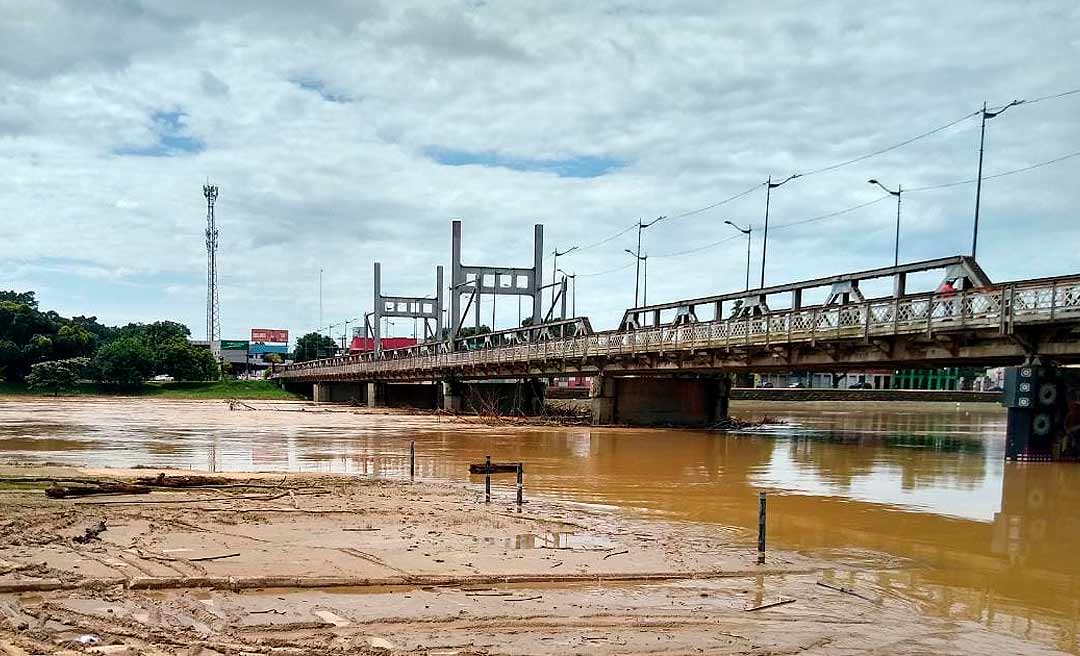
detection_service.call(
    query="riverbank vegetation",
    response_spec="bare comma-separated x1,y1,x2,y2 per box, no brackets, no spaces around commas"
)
2,290,221,391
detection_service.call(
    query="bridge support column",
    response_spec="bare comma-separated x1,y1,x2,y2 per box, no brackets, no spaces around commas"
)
1002,363,1080,461
590,375,617,425
313,382,365,404
440,379,462,412
366,382,386,408
591,374,731,427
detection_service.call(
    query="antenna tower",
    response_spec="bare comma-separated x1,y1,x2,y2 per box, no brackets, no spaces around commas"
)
203,183,221,342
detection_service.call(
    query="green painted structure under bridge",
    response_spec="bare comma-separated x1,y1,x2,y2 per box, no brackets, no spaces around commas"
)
890,367,985,391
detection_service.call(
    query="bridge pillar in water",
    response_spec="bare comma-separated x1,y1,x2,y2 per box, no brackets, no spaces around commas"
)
312,382,366,404
591,374,731,426
1003,363,1080,461
440,379,463,412
366,382,386,408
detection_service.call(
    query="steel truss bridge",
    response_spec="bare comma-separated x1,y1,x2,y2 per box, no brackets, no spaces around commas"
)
278,256,1080,384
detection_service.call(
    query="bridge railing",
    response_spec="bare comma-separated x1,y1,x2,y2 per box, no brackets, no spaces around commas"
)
279,276,1080,380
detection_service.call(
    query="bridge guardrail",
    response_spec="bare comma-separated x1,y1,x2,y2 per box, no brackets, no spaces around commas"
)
278,277,1080,381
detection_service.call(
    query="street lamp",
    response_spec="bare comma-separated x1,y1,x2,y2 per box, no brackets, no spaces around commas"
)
556,268,577,317
868,179,903,267
631,216,665,307
973,99,1024,258
724,220,752,292
760,174,799,288
624,249,649,306
552,245,578,305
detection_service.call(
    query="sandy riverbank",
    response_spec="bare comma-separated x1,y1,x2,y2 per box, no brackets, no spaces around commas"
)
0,465,1062,655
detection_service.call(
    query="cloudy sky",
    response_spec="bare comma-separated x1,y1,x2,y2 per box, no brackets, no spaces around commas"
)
2,0,1078,344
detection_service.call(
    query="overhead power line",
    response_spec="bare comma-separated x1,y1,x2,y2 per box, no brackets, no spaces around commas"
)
575,260,636,278
797,111,982,178
652,233,741,258
906,149,1080,193
1020,87,1080,106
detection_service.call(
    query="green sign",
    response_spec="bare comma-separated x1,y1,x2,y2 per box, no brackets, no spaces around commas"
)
219,340,249,351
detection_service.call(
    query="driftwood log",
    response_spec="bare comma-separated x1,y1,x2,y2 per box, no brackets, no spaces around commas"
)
45,482,151,498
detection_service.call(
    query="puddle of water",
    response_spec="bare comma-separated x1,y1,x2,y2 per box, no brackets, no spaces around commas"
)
481,532,619,551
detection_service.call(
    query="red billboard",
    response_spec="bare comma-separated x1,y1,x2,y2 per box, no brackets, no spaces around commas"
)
251,328,289,343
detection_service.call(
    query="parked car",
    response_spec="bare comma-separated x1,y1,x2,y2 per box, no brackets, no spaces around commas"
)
757,381,774,388
849,382,874,389
788,382,806,388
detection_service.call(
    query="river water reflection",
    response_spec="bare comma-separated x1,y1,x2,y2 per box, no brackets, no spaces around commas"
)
2,397,1079,651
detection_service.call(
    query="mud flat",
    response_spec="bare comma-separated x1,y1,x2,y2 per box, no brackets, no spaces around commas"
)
0,465,1063,655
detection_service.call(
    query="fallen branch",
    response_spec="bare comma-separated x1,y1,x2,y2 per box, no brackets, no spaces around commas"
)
504,595,543,602
744,597,795,611
816,580,875,601
46,482,150,498
143,552,241,563
602,550,629,560
73,491,295,505
134,473,291,490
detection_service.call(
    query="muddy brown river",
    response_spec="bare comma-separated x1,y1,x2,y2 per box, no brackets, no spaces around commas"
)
2,396,1079,652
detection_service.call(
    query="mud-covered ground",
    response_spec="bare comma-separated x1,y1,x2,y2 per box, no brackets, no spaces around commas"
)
0,465,1064,655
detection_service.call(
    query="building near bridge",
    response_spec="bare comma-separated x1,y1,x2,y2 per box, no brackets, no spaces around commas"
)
349,336,417,353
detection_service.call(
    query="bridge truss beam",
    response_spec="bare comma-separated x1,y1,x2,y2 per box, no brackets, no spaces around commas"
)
371,262,443,353
450,220,545,345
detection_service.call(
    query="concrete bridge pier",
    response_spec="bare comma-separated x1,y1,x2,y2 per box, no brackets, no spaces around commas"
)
591,374,731,426
312,382,366,404
366,382,385,408
440,379,462,412
1003,363,1080,461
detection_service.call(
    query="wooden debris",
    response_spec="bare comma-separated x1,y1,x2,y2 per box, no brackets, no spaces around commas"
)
602,549,629,560
73,520,107,544
504,595,543,602
134,473,286,490
46,482,150,499
816,580,875,601
744,597,795,611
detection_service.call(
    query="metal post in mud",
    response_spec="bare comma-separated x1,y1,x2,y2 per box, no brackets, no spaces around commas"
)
757,491,767,564
516,462,524,510
410,441,416,479
485,455,492,504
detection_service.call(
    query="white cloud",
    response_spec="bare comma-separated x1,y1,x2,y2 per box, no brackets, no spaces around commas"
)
0,0,1077,342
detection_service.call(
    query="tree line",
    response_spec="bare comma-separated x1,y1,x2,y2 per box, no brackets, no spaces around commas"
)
1,290,220,393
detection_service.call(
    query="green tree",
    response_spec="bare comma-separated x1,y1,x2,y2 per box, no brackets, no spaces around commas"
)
263,353,283,364
116,320,191,347
26,357,90,395
157,339,219,381
0,291,38,309
0,299,56,380
54,324,96,359
92,338,155,388
293,333,338,362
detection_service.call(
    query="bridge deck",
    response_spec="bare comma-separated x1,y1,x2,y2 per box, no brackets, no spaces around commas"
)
278,276,1080,383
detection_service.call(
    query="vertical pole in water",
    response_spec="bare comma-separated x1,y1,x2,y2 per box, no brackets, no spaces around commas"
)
757,491,767,565
516,462,524,510
485,455,491,504
409,441,415,480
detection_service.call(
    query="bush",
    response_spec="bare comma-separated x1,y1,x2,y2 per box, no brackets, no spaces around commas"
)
26,357,90,395
93,337,155,388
